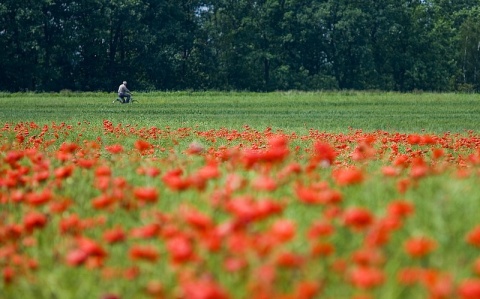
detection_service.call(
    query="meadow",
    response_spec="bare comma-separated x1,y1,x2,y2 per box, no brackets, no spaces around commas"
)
1,92,480,299
1,91,480,132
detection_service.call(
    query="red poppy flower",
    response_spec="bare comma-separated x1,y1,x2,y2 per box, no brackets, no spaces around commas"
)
295,185,321,204
91,194,115,210
351,142,376,161
129,245,159,262
348,266,385,289
270,219,296,243
343,207,374,231
162,169,189,191
332,167,364,186
130,223,160,239
133,186,159,203
295,184,342,205
458,278,480,299
4,224,23,241
66,249,89,267
313,141,337,166
26,189,52,206
49,198,73,214
5,150,24,166
181,277,229,299
294,280,322,299
276,251,304,268
182,208,214,232
59,142,80,153
166,236,194,264
423,271,453,299
59,214,82,235
410,157,429,179
3,266,15,284
95,165,112,177
105,144,124,154
136,166,160,177
387,199,415,219
226,232,250,255
54,165,74,179
23,211,48,233
76,237,107,258
404,236,437,258
393,155,409,167
307,220,335,239
352,247,385,267
197,162,220,180
310,242,335,257
466,226,480,248
103,227,126,244
432,148,444,159
134,139,153,152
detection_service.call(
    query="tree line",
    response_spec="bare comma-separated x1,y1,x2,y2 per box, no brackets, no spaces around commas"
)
1,0,480,92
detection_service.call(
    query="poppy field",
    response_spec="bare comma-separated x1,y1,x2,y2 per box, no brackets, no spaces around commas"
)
1,92,480,299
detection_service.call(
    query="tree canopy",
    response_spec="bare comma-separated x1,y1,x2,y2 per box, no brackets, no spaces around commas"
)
1,0,480,92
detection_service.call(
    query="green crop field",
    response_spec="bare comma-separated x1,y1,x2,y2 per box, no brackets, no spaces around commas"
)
1,91,480,133
2,92,480,299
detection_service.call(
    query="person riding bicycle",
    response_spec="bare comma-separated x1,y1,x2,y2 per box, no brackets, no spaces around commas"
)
118,81,132,103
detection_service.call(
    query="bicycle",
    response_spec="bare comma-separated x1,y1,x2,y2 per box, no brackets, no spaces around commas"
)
113,96,138,104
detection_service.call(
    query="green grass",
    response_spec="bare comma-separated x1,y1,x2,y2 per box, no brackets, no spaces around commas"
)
1,91,479,133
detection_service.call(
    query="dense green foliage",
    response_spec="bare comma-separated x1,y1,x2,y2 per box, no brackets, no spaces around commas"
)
1,92,479,133
1,1,480,92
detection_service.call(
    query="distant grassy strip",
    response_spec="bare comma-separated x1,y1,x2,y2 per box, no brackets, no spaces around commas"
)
1,91,479,133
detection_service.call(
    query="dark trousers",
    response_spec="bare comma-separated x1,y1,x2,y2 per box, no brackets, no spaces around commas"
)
118,93,131,102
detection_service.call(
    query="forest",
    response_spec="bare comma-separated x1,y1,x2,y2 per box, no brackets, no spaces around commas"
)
1,0,480,92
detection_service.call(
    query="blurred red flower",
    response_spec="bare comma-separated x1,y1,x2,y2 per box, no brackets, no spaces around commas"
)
404,236,437,258
26,189,52,206
387,200,415,219
270,219,296,243
3,266,15,284
348,266,385,289
105,144,124,154
333,167,364,186
133,186,159,203
181,277,230,299
134,139,153,152
103,227,126,244
23,211,48,233
343,207,374,231
294,280,322,299
307,220,335,239
129,245,159,262
466,226,480,248
458,278,480,299
313,141,337,166
167,236,194,264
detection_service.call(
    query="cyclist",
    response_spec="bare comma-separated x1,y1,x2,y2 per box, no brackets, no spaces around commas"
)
117,81,131,103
